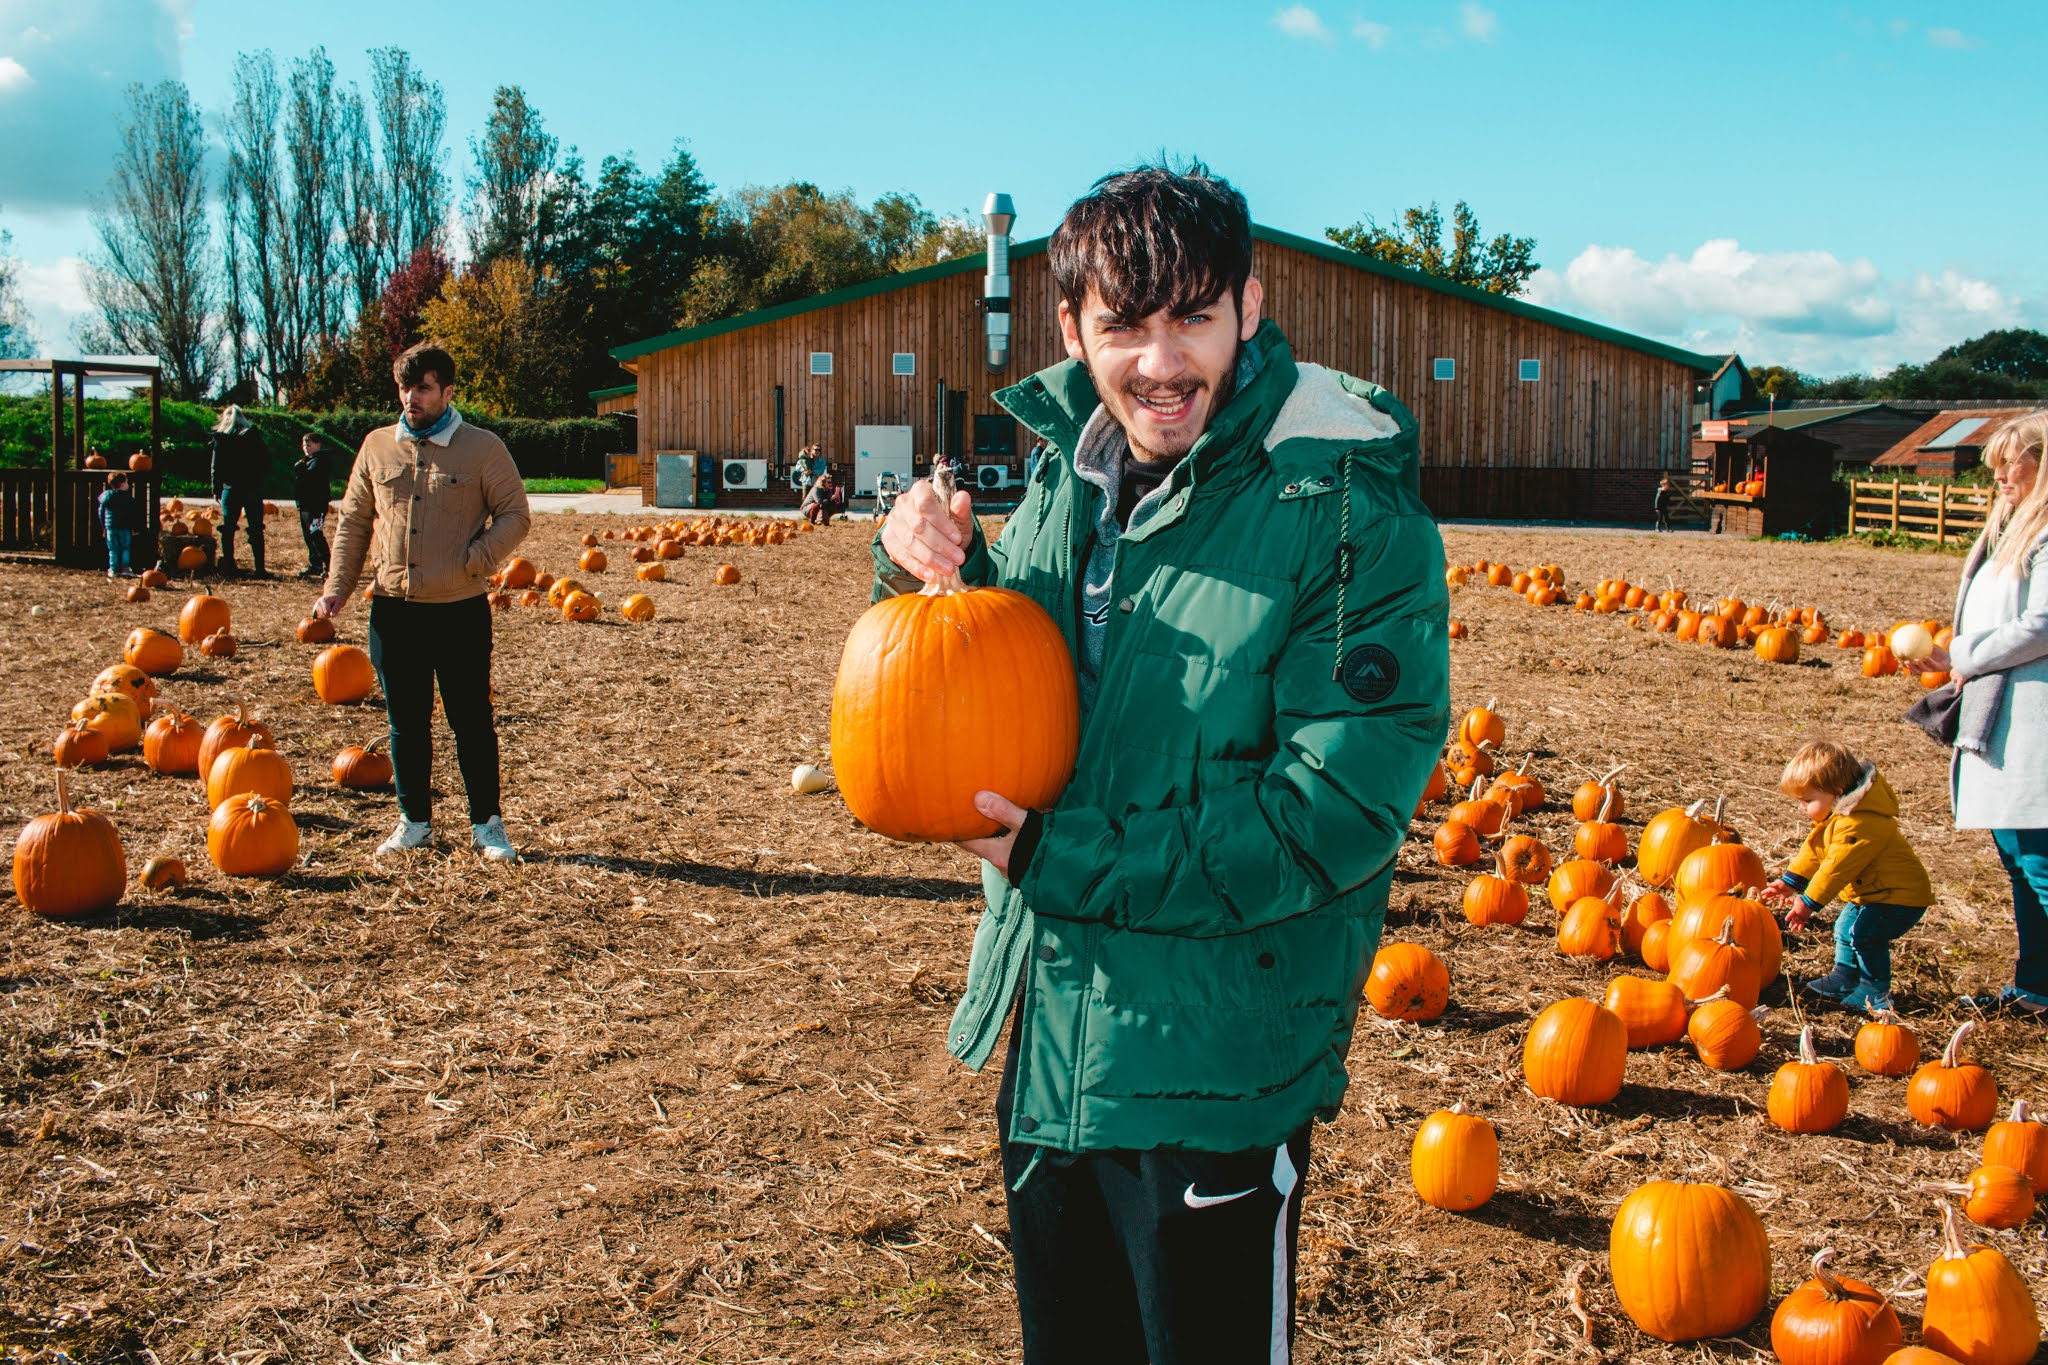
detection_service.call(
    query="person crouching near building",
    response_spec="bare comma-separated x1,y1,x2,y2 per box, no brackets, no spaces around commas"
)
310,341,532,861
800,469,845,525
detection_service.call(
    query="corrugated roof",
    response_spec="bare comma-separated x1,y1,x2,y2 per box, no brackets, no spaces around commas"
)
589,382,637,401
1726,404,1882,429
1871,408,2041,467
608,225,1724,372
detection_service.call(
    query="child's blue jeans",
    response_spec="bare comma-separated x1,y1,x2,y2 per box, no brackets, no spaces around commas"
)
1831,902,1926,990
104,524,132,574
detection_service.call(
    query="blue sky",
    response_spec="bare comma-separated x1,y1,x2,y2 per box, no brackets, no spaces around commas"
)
2,0,2043,375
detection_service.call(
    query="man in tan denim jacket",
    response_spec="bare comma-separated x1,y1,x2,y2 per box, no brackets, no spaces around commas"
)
313,341,531,860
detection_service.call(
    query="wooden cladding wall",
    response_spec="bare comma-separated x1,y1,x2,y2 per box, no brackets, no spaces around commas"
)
629,239,1702,481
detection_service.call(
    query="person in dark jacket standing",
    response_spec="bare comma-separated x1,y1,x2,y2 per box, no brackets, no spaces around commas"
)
876,164,1450,1364
293,432,336,579
210,405,272,575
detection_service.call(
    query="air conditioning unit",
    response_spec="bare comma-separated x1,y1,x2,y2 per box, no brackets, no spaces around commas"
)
722,459,768,491
974,465,1015,490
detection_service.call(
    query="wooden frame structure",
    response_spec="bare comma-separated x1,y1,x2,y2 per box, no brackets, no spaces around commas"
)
0,359,164,568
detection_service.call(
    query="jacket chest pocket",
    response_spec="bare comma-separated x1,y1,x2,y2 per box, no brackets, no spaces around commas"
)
1131,564,1293,671
1109,565,1290,759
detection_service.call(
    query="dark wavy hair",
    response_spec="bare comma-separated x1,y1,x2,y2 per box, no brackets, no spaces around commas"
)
394,341,456,389
1049,159,1253,324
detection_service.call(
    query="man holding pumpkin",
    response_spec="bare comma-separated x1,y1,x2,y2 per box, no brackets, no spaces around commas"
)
875,163,1450,1363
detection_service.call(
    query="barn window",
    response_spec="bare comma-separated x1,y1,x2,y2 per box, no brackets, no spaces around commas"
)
809,352,833,376
1432,357,1456,381
891,352,916,377
1519,359,1541,382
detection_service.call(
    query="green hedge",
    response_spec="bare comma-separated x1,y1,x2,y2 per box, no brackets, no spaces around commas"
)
0,397,631,497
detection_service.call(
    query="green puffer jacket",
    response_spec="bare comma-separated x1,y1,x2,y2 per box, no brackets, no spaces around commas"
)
870,321,1451,1155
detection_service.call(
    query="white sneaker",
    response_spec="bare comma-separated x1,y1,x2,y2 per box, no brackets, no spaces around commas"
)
377,818,433,855
471,815,519,862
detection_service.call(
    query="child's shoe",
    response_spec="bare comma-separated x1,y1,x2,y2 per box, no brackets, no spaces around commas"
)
1841,981,1894,1013
1804,965,1861,1001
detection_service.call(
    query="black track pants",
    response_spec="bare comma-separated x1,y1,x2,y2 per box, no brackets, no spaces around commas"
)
997,1024,1312,1365
367,594,500,824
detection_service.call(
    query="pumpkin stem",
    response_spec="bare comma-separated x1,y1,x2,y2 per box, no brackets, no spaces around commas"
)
1938,1203,1970,1261
1449,1100,1469,1116
1715,917,1739,948
2012,1098,2033,1125
1943,1020,1976,1070
53,767,72,814
1596,763,1626,786
1797,1026,1821,1066
1809,1249,1849,1300
1688,985,1734,1007
1712,795,1728,826
1749,1005,1771,1022
366,736,387,757
918,464,971,597
1597,786,1615,823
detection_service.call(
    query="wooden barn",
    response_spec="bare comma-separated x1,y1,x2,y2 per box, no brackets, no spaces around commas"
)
1872,407,2045,477
606,224,1721,520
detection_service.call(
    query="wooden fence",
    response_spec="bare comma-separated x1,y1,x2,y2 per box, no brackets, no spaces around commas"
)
1847,479,1991,546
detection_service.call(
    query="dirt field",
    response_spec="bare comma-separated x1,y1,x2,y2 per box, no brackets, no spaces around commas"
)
1,512,2043,1364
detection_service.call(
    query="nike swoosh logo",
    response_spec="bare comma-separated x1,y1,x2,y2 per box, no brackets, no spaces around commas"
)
1182,1184,1257,1209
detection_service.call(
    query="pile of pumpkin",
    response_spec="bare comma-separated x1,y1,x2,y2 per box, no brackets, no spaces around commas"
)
1446,556,1957,684
1372,700,2047,1358
19,591,394,915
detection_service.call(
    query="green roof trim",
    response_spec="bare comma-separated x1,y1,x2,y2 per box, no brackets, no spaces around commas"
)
607,224,1722,373
589,382,638,400
609,238,1051,361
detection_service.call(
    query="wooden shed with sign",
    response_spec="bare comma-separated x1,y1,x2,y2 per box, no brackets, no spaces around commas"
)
0,358,165,569
1691,418,1840,538
605,222,1721,521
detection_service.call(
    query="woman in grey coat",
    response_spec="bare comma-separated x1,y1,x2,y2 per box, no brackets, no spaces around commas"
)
1918,411,2048,1014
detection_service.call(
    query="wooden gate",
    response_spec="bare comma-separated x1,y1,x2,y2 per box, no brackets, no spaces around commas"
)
1848,479,1990,546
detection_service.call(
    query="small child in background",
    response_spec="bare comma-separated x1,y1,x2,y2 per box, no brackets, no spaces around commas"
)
1759,739,1934,1012
98,472,136,578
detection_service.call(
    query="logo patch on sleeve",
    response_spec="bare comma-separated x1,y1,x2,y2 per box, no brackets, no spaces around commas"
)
1339,643,1400,704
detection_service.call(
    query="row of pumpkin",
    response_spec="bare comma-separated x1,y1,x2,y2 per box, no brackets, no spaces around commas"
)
1365,701,2044,1360
1447,559,1955,683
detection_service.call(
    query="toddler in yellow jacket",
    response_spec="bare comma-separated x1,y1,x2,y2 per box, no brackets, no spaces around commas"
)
1760,740,1933,1012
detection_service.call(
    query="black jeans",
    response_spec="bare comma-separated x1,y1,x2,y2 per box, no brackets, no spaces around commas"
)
219,484,264,570
997,1013,1311,1365
299,507,329,576
367,595,500,824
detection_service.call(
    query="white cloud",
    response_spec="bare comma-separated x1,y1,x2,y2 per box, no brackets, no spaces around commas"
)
1927,26,1981,49
1524,238,2028,373
19,255,90,318
0,0,188,211
1352,18,1392,48
1460,2,1498,42
1273,4,1333,42
1886,17,1910,36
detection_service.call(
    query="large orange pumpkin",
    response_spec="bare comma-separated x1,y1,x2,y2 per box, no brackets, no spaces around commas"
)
500,557,538,589
1672,840,1767,907
1609,1180,1770,1342
123,627,183,676
1982,1099,2048,1188
829,541,1079,842
92,663,158,717
197,697,273,779
1366,943,1450,1022
205,739,294,809
1922,1205,2041,1365
1410,1102,1497,1212
1603,975,1688,1049
53,722,110,769
207,792,299,877
332,738,394,790
142,706,204,776
1766,1026,1850,1134
72,692,143,752
11,771,126,918
1909,1022,1998,1132
1522,998,1627,1107
1770,1250,1902,1365
1688,990,1763,1070
177,589,231,644
312,645,376,704
1637,801,1718,887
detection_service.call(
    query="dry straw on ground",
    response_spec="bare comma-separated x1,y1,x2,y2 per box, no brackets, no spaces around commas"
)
0,516,2041,1363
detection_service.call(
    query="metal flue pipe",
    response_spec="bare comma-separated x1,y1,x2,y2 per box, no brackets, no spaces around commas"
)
982,192,1015,371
